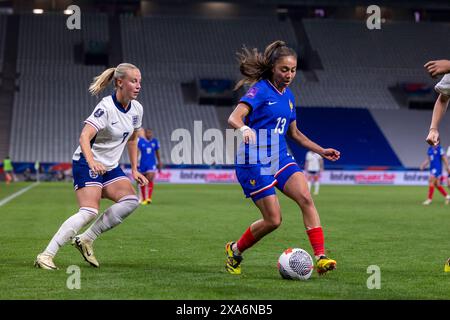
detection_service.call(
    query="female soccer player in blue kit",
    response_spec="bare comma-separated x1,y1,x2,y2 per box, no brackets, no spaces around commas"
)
35,63,148,270
225,41,340,275
137,128,162,204
420,143,450,206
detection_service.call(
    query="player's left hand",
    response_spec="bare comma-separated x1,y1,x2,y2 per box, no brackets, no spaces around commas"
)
321,148,340,161
157,163,162,173
133,171,149,186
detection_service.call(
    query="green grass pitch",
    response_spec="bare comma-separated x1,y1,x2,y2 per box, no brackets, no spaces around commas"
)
0,182,449,299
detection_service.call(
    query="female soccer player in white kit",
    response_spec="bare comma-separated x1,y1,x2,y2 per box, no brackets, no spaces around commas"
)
35,63,148,270
424,59,450,272
305,151,323,195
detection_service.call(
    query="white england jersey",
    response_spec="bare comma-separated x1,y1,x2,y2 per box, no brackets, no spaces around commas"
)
73,94,143,171
305,151,322,172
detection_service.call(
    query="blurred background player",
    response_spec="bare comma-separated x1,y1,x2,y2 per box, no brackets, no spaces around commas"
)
137,128,162,204
420,143,450,205
424,58,450,272
226,40,340,276
34,63,148,270
304,151,323,195
2,156,14,184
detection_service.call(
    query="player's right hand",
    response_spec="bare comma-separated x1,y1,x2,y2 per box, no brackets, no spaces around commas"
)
426,128,440,146
88,161,106,175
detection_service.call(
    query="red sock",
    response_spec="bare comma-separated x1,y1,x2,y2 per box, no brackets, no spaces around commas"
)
140,185,146,201
306,226,325,257
428,186,435,199
236,227,257,253
437,185,448,196
147,181,154,199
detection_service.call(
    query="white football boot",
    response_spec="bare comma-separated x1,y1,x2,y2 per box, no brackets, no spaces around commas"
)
34,253,58,270
72,236,99,268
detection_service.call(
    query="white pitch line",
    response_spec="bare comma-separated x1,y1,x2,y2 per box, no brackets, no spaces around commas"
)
0,182,40,207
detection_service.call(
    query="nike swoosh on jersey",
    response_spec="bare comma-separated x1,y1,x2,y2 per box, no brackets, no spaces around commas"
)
268,101,277,105
112,121,119,125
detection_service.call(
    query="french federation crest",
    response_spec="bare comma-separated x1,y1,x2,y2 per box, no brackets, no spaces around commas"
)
250,179,256,186
89,170,99,179
289,100,293,111
94,108,104,118
132,115,138,126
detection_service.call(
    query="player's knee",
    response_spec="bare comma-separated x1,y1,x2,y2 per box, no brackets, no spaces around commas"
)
79,207,98,224
265,215,282,230
297,193,314,208
118,195,140,212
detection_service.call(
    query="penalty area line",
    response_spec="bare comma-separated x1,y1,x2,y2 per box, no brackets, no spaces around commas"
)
0,182,40,208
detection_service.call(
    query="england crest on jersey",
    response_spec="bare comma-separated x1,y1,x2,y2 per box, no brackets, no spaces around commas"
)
94,108,104,118
89,170,99,179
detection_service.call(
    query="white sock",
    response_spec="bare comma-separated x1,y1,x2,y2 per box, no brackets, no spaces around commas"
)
81,195,139,242
44,207,98,256
314,182,320,194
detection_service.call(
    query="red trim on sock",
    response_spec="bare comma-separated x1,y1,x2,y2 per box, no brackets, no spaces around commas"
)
306,226,325,257
236,227,257,253
428,186,435,200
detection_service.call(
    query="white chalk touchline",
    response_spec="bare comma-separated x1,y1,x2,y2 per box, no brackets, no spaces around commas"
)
0,182,40,207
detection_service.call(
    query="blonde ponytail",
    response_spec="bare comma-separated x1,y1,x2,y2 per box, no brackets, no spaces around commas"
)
88,63,139,96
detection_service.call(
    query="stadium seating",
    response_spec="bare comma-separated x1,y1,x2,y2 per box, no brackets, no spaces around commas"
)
0,14,6,73
287,107,403,168
6,13,450,168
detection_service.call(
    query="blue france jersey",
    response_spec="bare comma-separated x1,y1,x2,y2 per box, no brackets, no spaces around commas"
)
138,137,159,167
428,145,444,175
237,79,296,166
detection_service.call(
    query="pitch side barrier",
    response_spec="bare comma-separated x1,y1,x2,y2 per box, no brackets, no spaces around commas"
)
3,163,433,186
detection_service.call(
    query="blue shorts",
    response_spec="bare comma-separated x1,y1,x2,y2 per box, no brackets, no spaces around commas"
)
431,167,442,178
72,156,128,190
139,162,157,174
236,154,302,202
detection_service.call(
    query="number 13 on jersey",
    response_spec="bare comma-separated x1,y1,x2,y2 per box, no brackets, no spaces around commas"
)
275,117,286,134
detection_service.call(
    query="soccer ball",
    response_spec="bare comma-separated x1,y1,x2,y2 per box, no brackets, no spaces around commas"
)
277,248,314,280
